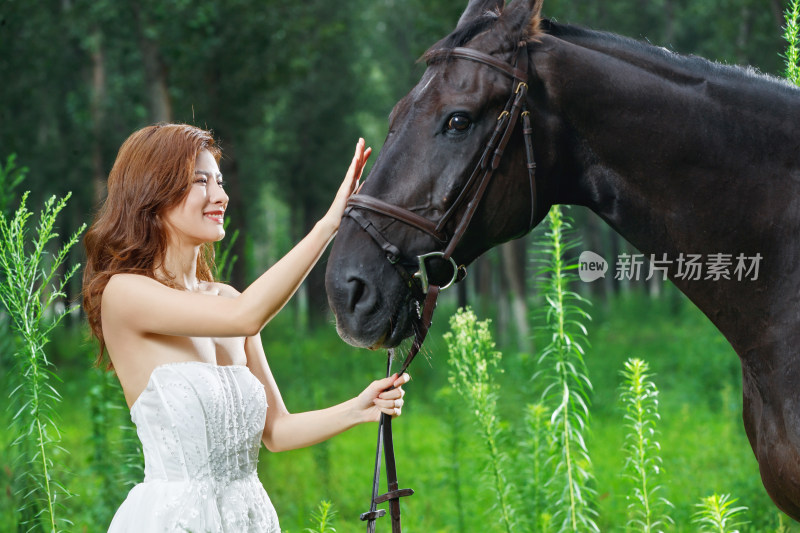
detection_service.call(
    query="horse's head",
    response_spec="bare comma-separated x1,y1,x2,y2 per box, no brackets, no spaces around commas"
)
326,0,551,349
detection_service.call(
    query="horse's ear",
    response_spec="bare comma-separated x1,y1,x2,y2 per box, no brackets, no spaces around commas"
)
498,0,544,39
457,0,505,28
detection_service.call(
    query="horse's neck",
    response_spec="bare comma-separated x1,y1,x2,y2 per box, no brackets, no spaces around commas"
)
533,32,800,360
536,28,800,512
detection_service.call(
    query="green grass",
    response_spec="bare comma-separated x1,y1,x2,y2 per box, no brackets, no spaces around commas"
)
2,288,799,531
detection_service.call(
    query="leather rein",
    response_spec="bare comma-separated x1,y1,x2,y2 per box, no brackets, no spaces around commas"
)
346,42,536,532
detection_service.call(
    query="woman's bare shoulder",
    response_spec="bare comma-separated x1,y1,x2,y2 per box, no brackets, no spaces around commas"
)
103,273,163,299
101,274,179,317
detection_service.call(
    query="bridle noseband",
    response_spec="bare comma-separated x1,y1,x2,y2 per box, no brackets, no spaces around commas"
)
348,41,537,532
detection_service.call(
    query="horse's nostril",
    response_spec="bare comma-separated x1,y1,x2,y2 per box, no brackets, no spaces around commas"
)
346,276,368,312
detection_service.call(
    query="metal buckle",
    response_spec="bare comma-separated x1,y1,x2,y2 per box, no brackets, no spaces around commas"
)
413,252,459,292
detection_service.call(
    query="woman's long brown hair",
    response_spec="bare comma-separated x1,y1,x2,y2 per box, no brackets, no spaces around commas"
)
83,124,221,368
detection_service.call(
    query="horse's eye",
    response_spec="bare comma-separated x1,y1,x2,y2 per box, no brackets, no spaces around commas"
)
446,114,471,132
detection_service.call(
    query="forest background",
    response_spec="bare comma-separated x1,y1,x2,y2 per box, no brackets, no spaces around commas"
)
0,0,798,531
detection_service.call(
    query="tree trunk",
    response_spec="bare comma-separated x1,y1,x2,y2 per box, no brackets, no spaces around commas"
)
500,239,531,352
663,0,676,46
131,1,172,123
769,0,786,32
736,1,753,65
304,203,330,329
90,29,106,204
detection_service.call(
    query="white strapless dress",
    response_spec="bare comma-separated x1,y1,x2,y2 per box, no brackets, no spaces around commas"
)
108,361,280,532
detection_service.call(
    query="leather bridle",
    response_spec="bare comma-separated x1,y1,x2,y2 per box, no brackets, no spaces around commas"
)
347,41,537,532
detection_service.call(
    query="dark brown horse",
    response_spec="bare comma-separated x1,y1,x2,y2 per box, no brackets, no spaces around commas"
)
325,0,800,520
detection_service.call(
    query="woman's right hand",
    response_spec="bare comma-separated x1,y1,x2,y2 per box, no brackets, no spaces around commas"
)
320,138,372,233
355,372,410,423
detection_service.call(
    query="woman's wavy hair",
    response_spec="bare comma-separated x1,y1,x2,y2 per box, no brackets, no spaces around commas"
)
83,123,221,368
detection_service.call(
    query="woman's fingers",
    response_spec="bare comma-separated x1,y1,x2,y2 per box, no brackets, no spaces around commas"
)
373,397,404,410
346,140,364,186
371,372,410,417
344,140,370,195
354,146,372,191
372,372,408,392
390,372,410,388
377,387,405,400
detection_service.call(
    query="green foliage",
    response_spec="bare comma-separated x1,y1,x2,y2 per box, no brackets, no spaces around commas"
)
86,369,120,527
85,368,143,528
532,205,598,533
214,217,239,282
692,493,749,532
784,0,800,85
444,307,518,533
522,402,554,531
619,358,673,532
0,295,793,530
303,500,337,533
435,386,467,532
775,514,790,533
0,155,27,217
0,191,85,532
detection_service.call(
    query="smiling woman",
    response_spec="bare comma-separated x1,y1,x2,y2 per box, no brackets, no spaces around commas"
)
81,123,411,532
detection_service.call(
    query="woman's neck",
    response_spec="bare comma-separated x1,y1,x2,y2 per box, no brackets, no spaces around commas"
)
161,240,202,291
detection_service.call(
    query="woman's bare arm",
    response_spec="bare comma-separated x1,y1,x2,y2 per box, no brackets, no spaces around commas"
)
101,140,371,339
244,334,408,452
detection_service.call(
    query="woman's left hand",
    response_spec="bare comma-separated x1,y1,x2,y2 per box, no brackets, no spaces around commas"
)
321,138,372,233
356,372,410,422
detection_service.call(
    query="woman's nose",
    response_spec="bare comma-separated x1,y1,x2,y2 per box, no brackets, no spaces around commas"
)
210,181,229,205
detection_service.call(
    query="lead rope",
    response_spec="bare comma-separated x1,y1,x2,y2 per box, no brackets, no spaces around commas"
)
361,286,439,532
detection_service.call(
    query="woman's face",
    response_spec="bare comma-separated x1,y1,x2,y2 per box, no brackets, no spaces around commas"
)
163,149,228,246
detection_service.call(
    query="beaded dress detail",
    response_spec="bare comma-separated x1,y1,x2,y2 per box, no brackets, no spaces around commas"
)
108,362,280,532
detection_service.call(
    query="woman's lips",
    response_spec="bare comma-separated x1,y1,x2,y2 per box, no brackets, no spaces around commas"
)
204,211,224,223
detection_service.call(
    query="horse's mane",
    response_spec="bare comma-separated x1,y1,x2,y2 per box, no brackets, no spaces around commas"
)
418,12,798,99
541,19,800,97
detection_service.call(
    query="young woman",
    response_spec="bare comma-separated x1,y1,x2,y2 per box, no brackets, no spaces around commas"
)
83,123,409,532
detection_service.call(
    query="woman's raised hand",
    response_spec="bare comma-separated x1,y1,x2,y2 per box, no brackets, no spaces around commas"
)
321,138,372,233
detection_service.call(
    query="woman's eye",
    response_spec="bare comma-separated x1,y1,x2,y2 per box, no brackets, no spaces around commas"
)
216,179,226,189
194,178,208,185
446,114,471,132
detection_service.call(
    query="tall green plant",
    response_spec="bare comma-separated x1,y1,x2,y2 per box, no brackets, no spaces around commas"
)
86,368,143,527
784,0,800,85
522,402,553,531
0,154,25,529
214,217,239,282
619,358,673,532
692,493,749,533
532,205,598,533
445,307,518,532
303,500,337,533
0,192,85,532
436,386,467,532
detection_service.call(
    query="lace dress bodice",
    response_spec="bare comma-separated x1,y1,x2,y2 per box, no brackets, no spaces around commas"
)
108,361,280,532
